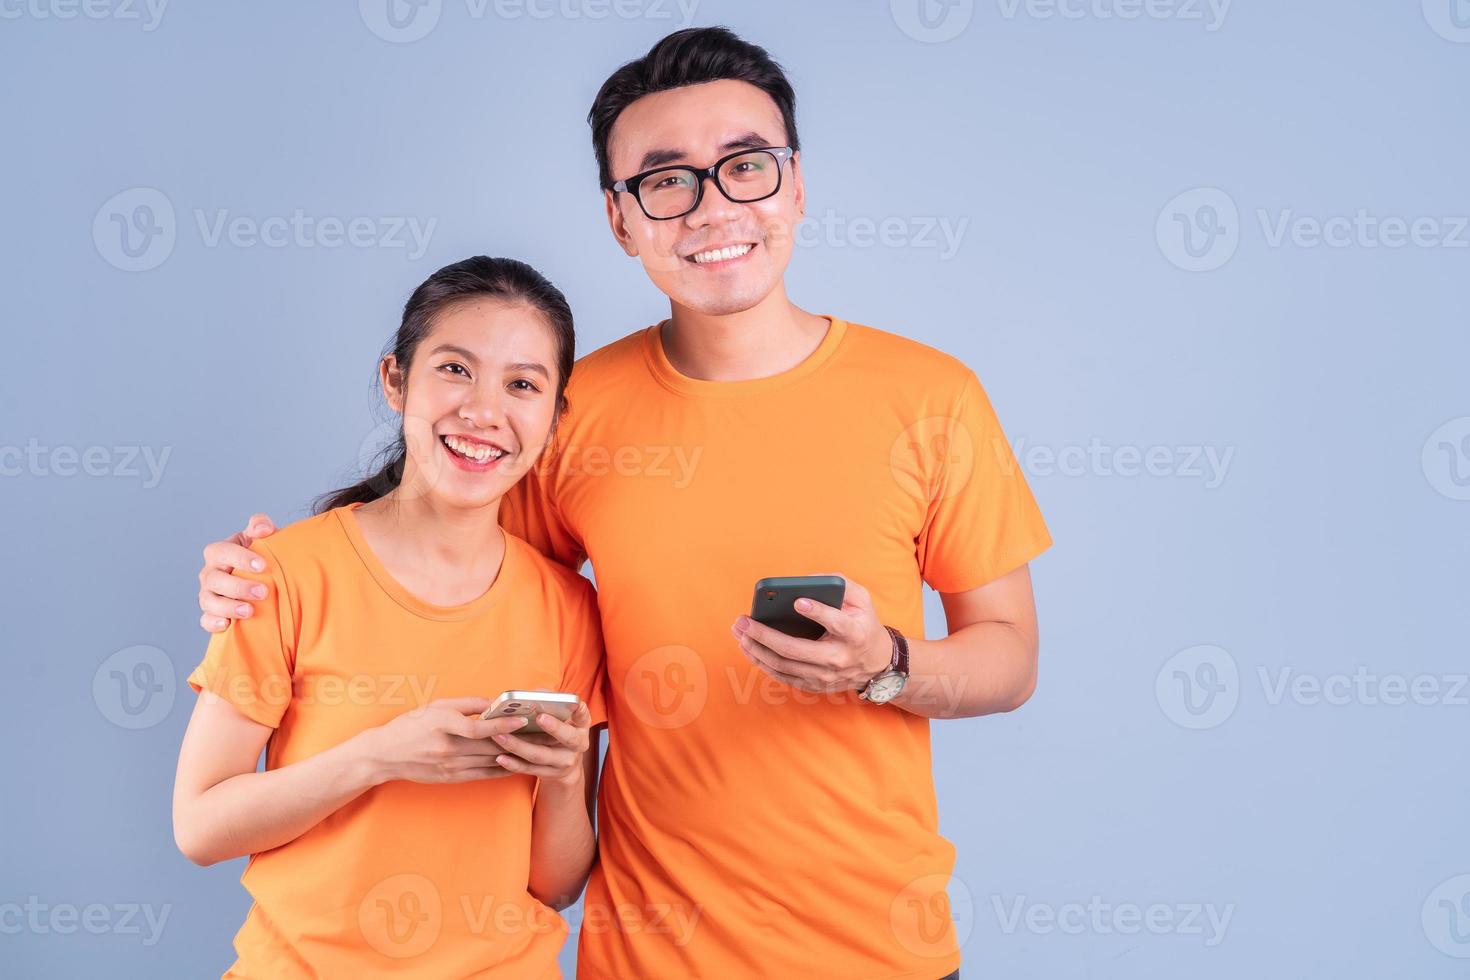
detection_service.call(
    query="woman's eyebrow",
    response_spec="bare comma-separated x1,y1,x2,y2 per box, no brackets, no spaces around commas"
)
428,343,479,363
506,361,550,378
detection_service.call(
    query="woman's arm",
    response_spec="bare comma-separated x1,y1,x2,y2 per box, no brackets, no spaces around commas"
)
172,693,527,866
494,705,598,909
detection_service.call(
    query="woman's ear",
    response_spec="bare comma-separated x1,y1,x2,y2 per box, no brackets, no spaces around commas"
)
380,355,406,414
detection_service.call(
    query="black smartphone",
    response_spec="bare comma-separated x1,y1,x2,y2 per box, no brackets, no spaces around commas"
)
750,575,846,640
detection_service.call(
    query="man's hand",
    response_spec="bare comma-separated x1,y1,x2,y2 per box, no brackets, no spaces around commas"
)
730,576,893,693
197,513,278,633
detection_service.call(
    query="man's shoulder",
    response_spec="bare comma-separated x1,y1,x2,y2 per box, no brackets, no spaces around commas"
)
505,533,595,609
839,319,977,391
567,327,651,393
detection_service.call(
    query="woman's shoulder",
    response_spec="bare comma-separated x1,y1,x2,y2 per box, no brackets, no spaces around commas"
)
503,530,596,612
249,508,355,575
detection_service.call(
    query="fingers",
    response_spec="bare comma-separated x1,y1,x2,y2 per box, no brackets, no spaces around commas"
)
536,704,590,748
202,567,268,604
736,630,826,683
445,765,515,782
494,731,583,767
430,697,495,722
459,715,529,740
198,612,230,633
792,595,846,637
492,752,577,780
204,540,267,576
241,514,277,545
735,617,827,665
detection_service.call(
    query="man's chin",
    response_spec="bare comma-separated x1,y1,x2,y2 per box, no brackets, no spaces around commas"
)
671,282,775,318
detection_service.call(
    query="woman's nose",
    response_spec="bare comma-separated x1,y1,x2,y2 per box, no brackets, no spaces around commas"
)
458,386,505,428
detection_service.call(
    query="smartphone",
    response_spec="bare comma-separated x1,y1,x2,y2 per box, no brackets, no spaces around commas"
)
750,575,846,641
480,691,581,733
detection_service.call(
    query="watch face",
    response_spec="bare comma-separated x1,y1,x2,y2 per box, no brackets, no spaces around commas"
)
865,671,907,704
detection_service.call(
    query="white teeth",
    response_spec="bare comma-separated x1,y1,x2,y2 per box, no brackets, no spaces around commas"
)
691,243,753,264
443,435,505,463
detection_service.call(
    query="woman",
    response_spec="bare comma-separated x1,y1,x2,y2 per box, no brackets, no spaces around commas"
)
172,256,604,978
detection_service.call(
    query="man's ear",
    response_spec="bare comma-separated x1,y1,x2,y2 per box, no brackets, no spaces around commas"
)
380,355,406,414
605,189,639,257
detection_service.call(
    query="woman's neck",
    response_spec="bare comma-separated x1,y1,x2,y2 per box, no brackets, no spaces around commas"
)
353,490,507,607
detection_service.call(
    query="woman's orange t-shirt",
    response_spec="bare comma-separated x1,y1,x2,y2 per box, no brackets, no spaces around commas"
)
186,503,605,978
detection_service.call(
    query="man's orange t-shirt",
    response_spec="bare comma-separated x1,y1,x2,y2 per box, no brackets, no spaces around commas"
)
501,316,1051,979
187,504,605,978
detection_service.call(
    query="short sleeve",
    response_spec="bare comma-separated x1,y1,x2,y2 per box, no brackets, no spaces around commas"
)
916,371,1052,593
499,444,587,572
558,578,607,729
186,540,296,728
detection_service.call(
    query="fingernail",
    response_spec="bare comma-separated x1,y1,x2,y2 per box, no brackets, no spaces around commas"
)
213,618,227,629
511,717,527,729
735,616,749,631
496,755,511,766
252,585,267,599
250,559,265,572
795,598,811,610
235,604,251,617
493,734,508,744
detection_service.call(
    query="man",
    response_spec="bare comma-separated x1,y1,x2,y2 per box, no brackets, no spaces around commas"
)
196,27,1050,979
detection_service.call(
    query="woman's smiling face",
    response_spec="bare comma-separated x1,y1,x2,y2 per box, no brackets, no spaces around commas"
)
382,297,562,511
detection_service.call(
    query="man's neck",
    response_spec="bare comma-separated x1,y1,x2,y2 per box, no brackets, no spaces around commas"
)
662,287,831,383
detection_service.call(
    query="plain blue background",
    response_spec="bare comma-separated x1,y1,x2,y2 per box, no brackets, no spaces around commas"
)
3,1,1467,976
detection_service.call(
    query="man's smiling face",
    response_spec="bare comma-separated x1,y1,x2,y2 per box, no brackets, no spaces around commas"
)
603,78,804,316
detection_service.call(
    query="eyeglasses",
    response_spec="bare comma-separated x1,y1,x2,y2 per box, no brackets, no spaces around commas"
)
610,146,795,221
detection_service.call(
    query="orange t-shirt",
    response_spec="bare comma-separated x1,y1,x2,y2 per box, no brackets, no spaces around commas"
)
186,504,605,978
501,316,1051,979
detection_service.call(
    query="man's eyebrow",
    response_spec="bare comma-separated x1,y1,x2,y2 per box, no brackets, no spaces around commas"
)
636,132,774,172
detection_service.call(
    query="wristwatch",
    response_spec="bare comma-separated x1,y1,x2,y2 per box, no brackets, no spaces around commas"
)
859,626,910,704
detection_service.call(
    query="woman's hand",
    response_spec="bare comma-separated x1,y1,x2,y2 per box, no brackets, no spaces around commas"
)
362,696,529,785
490,702,592,787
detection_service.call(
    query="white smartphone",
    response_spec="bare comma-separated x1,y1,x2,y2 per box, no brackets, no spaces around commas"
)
480,690,581,734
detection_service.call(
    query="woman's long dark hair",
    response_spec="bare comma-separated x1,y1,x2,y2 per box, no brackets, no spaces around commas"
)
315,256,575,514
